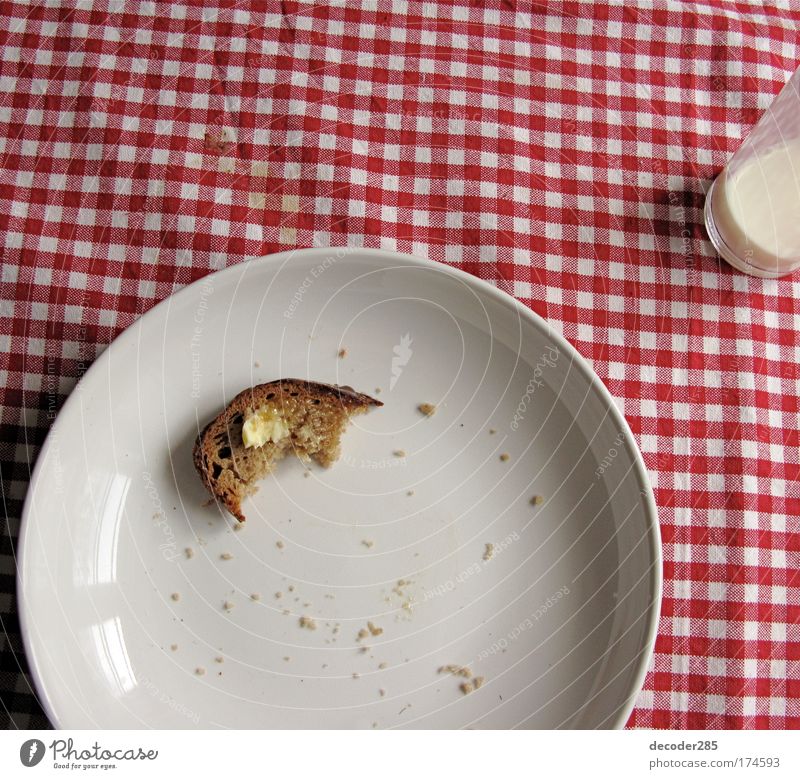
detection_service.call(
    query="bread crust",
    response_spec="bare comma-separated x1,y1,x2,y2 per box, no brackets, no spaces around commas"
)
193,379,382,521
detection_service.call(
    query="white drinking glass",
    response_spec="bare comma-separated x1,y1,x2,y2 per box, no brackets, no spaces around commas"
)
704,65,800,278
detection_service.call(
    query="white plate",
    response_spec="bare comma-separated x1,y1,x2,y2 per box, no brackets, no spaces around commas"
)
19,248,661,729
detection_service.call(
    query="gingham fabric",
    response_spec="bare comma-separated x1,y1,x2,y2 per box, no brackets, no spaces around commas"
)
1,0,799,730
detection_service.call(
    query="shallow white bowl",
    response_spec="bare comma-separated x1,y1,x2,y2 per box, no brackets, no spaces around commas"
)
19,248,661,729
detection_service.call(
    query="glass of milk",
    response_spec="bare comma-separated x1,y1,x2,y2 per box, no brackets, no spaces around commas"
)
704,65,800,277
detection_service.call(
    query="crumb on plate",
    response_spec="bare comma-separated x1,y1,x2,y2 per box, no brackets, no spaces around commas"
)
418,402,436,416
439,664,472,678
483,543,494,562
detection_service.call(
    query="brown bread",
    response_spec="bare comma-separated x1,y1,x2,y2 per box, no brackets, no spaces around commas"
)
193,379,382,521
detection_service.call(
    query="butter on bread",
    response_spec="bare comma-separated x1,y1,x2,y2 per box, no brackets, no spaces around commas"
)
193,379,382,521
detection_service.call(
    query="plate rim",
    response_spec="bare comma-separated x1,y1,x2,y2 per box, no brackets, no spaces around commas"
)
18,247,662,729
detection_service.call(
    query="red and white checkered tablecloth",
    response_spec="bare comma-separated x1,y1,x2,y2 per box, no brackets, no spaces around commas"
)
1,0,799,730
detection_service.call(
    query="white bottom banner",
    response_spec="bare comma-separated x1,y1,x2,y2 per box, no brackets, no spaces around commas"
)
0,730,795,778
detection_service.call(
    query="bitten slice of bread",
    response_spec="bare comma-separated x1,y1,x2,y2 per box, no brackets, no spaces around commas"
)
193,379,382,521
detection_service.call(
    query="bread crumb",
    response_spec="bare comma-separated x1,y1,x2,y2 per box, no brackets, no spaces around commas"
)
393,449,406,458
250,592,261,601
195,667,206,676
197,536,207,546
489,428,496,434
274,591,282,599
473,676,485,689
338,348,347,358
379,688,386,697
418,402,436,416
170,644,178,652
276,540,284,549
283,656,291,662
357,628,369,641
214,656,224,664
303,471,310,478
392,578,412,597
233,522,243,531
367,621,383,636
288,585,295,592
407,490,414,496
170,592,180,602
282,609,290,615
378,662,388,669
299,615,317,630
499,453,510,462
483,543,494,561
439,664,472,678
362,539,374,548
374,387,382,394
254,360,261,368
220,552,233,560
223,601,235,611
459,681,473,695
352,672,360,679
530,494,544,505
185,547,194,559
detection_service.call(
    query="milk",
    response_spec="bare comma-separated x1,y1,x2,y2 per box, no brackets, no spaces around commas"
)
708,139,800,276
